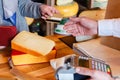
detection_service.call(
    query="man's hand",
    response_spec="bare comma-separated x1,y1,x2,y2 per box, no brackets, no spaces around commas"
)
63,17,98,36
76,67,114,80
40,4,59,19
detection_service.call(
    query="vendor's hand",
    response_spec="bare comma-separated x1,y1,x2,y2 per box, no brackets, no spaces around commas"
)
63,17,98,36
76,67,114,80
40,4,59,19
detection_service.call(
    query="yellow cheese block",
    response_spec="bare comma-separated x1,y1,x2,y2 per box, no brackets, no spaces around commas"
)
11,49,56,65
55,1,79,17
11,31,55,56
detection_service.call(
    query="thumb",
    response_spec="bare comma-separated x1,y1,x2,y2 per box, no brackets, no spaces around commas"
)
76,67,94,76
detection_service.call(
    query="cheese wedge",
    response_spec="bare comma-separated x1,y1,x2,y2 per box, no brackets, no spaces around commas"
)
11,31,55,56
11,49,56,65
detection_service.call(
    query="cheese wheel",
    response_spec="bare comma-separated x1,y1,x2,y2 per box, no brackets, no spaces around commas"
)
11,31,55,56
79,9,106,20
56,0,73,6
11,49,56,65
55,1,79,17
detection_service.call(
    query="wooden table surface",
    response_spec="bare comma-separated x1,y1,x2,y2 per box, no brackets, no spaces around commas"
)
0,34,74,80
0,34,120,80
73,38,120,76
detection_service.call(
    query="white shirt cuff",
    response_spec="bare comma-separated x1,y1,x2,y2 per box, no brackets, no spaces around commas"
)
98,19,113,36
98,18,120,38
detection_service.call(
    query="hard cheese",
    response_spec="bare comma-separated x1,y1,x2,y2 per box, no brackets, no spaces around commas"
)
11,31,55,56
56,0,73,5
11,49,56,65
55,1,79,17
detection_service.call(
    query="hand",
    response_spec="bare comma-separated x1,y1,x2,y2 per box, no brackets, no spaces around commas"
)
76,67,114,80
40,4,59,19
63,17,98,36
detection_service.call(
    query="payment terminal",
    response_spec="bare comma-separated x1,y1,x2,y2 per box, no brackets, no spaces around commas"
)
56,55,112,80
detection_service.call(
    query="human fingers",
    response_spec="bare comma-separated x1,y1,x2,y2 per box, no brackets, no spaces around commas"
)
46,9,53,17
41,13,49,20
40,5,53,17
68,26,85,36
51,7,59,14
64,21,76,30
64,17,81,28
41,16,47,20
76,67,114,80
64,24,83,36
64,23,77,32
45,6,59,17
76,67,94,77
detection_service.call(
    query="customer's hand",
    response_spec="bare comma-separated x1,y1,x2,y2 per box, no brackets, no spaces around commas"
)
76,67,114,80
63,17,98,36
40,4,59,19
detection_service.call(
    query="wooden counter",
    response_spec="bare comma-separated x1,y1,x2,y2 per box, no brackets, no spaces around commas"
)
73,38,120,76
0,34,120,80
0,34,74,80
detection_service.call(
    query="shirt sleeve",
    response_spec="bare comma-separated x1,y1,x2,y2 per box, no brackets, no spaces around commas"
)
98,18,120,38
18,0,42,18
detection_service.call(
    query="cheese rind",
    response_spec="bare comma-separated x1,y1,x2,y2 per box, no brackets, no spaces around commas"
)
79,10,106,20
56,0,73,6
11,31,55,56
55,2,79,17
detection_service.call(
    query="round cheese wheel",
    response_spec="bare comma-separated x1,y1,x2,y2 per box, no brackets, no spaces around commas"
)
55,1,79,17
79,9,106,20
56,0,73,6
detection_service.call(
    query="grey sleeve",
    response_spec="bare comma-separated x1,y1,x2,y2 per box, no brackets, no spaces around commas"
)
18,0,42,18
